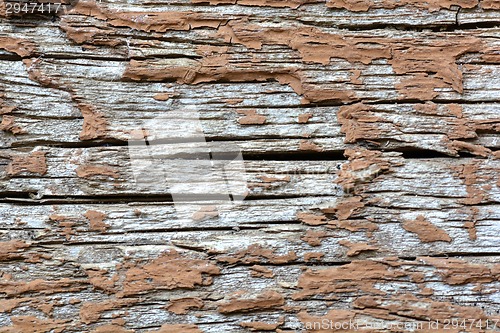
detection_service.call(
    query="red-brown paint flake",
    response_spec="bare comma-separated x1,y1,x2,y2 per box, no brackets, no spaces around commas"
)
0,37,37,57
297,212,328,226
78,103,108,141
80,299,137,324
301,230,328,246
304,252,325,262
76,165,119,179
240,319,283,331
402,215,452,243
0,240,30,262
422,257,500,285
218,290,285,314
298,113,313,124
237,109,267,125
192,205,219,221
217,244,297,264
166,297,204,314
326,0,479,11
84,210,110,232
0,316,68,333
337,103,381,143
294,260,407,300
7,152,47,176
299,140,323,152
120,249,221,296
0,115,25,135
250,265,275,278
338,240,379,256
91,324,134,333
145,324,203,333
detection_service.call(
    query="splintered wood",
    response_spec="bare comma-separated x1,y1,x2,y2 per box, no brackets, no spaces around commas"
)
0,1,499,332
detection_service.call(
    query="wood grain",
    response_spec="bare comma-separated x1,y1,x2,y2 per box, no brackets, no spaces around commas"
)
0,0,499,332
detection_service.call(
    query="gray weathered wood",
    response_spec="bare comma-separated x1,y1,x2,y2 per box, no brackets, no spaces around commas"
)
1,0,499,332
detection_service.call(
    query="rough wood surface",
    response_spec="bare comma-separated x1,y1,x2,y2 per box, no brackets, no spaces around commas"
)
1,0,500,332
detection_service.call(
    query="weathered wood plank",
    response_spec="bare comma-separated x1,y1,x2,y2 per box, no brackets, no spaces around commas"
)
1,147,498,199
1,0,500,332
1,58,498,154
1,200,499,258
8,29,500,105
0,243,499,332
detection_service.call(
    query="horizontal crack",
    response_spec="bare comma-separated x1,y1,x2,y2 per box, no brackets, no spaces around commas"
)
0,193,337,205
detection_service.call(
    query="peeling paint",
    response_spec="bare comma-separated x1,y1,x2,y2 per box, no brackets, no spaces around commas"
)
402,215,452,243
219,290,284,313
7,152,47,176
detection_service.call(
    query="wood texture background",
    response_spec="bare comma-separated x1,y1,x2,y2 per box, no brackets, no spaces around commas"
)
0,0,500,332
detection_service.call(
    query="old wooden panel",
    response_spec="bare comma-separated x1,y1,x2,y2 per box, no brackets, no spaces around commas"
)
1,0,499,332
